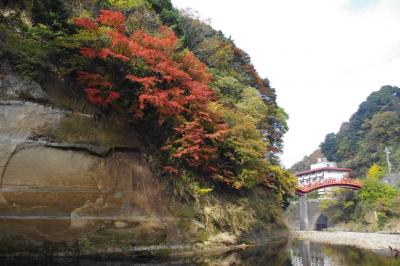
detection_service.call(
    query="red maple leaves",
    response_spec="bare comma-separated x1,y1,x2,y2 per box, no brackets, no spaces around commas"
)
77,71,119,106
74,10,228,172
97,9,125,33
85,88,120,106
73,17,98,31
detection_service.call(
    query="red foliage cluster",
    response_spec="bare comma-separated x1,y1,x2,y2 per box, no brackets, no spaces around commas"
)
165,119,228,167
77,71,112,88
77,71,120,106
178,52,212,84
163,166,179,175
97,9,125,33
85,88,120,106
73,18,98,31
80,48,97,58
74,10,228,172
98,48,130,61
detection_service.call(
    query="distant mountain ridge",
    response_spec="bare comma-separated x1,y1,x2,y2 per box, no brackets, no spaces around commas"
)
290,149,324,172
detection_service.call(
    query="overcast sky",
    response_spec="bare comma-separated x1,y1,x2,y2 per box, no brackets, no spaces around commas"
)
171,0,400,167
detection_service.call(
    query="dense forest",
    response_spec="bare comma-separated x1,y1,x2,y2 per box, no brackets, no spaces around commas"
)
320,85,400,177
291,86,400,231
293,86,400,179
0,0,295,206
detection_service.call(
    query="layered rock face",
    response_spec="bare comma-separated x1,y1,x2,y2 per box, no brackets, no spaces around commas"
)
0,64,289,256
0,66,207,255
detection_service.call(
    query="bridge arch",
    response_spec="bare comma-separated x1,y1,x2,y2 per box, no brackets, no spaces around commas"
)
295,177,362,196
295,177,362,230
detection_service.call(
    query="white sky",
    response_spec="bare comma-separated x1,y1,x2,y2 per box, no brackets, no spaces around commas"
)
171,0,400,167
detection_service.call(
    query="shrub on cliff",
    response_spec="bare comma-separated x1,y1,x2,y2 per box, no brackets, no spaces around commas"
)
73,10,228,174
0,0,295,204
72,9,295,199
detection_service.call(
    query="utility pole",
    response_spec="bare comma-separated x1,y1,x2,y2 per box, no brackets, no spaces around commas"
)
385,146,393,184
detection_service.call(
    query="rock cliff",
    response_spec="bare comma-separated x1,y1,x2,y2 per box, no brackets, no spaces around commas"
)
0,0,292,257
0,64,288,256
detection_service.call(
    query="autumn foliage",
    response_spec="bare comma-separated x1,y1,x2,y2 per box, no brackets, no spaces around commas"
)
74,10,228,173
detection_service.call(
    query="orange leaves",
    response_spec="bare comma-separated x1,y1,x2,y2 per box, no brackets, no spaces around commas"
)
126,74,157,90
98,48,130,62
97,9,125,33
74,9,229,174
77,71,117,106
153,61,191,83
138,90,185,117
85,88,120,106
127,74,187,117
73,17,98,31
178,51,212,84
169,120,211,165
163,118,228,170
131,26,178,58
77,71,112,88
185,81,214,104
124,29,215,125
206,123,229,141
80,48,96,58
108,31,131,56
74,10,126,33
79,47,130,62
163,166,179,175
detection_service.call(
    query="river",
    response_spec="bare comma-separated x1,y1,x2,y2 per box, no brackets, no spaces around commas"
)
1,239,399,265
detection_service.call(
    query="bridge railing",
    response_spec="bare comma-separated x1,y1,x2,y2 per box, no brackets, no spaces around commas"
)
296,177,362,195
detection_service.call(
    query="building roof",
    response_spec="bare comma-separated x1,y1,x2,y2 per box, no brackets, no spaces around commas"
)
295,167,352,176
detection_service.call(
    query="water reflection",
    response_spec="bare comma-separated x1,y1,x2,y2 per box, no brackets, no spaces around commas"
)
290,240,400,266
1,239,400,265
291,240,333,266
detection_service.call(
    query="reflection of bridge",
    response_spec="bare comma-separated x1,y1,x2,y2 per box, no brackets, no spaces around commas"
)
295,178,363,230
296,177,363,196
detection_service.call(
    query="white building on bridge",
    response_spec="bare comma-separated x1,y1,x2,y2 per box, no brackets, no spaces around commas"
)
295,158,352,195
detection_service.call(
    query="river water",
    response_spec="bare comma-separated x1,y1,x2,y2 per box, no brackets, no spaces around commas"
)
1,239,399,265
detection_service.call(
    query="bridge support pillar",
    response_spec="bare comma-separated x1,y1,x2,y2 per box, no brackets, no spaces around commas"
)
299,195,309,230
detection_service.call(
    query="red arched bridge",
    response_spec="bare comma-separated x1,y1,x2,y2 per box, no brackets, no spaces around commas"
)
296,177,363,196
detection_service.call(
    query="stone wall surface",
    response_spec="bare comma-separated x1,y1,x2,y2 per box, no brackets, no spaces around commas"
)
0,60,290,257
0,99,206,254
286,198,334,231
0,67,212,255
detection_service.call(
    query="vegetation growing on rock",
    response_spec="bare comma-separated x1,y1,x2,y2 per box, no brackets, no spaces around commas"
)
0,0,296,245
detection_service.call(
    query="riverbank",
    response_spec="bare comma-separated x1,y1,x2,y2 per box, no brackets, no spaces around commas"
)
294,231,400,253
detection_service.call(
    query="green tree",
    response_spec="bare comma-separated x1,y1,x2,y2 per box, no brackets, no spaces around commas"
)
320,133,338,161
106,0,146,10
236,87,268,124
356,178,397,206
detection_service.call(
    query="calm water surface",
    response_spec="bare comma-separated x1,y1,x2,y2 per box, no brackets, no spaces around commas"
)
1,239,400,265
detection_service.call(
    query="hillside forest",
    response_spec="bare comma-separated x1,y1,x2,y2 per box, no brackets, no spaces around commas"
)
292,86,400,231
0,0,296,214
